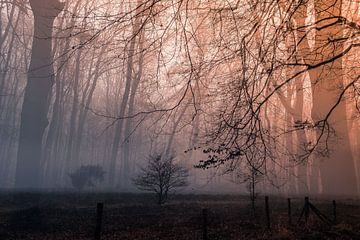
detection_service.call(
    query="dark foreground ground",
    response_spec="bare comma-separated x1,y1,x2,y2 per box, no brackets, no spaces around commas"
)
0,192,359,240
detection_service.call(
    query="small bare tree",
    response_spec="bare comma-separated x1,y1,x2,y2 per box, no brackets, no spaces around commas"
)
133,153,189,204
232,165,263,216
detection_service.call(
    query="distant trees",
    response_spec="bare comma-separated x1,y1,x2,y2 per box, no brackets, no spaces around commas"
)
69,165,105,191
193,0,360,196
2,0,360,196
133,153,189,204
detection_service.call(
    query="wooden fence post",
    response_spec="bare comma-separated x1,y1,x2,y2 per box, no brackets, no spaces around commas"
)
265,196,270,229
333,200,337,224
287,198,292,225
95,202,104,240
304,197,309,224
202,208,208,240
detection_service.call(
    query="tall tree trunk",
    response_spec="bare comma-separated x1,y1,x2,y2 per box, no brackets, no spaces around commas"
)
165,103,190,158
293,77,309,194
309,0,357,195
42,0,82,187
72,45,106,170
0,4,16,110
15,0,64,188
65,48,82,171
0,7,21,186
122,31,145,189
108,16,140,187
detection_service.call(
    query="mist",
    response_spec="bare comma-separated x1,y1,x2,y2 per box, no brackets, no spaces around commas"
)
1,0,360,238
1,0,360,195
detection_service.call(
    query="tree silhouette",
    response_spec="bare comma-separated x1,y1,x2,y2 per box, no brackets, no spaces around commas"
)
133,153,189,204
15,0,65,188
69,165,105,191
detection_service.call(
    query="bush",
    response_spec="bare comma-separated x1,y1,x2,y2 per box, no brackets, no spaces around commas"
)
69,165,105,191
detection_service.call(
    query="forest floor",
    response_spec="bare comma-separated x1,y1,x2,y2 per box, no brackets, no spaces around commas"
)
0,192,359,239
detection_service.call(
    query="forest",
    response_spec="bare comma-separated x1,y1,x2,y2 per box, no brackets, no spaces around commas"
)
0,0,360,239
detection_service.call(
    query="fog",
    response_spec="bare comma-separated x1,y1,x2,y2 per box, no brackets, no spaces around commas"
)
1,0,360,198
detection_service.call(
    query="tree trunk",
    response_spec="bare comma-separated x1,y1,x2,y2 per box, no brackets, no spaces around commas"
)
65,48,82,171
122,32,145,189
15,0,64,188
72,45,106,170
309,0,357,196
108,16,140,187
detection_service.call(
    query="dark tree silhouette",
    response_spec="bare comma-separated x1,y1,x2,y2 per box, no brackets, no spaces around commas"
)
133,153,189,204
69,165,105,191
15,0,64,188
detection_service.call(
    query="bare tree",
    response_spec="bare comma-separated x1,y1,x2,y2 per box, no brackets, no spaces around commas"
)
230,150,264,215
132,153,189,204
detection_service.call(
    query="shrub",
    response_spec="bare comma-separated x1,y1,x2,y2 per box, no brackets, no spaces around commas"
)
69,165,105,191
